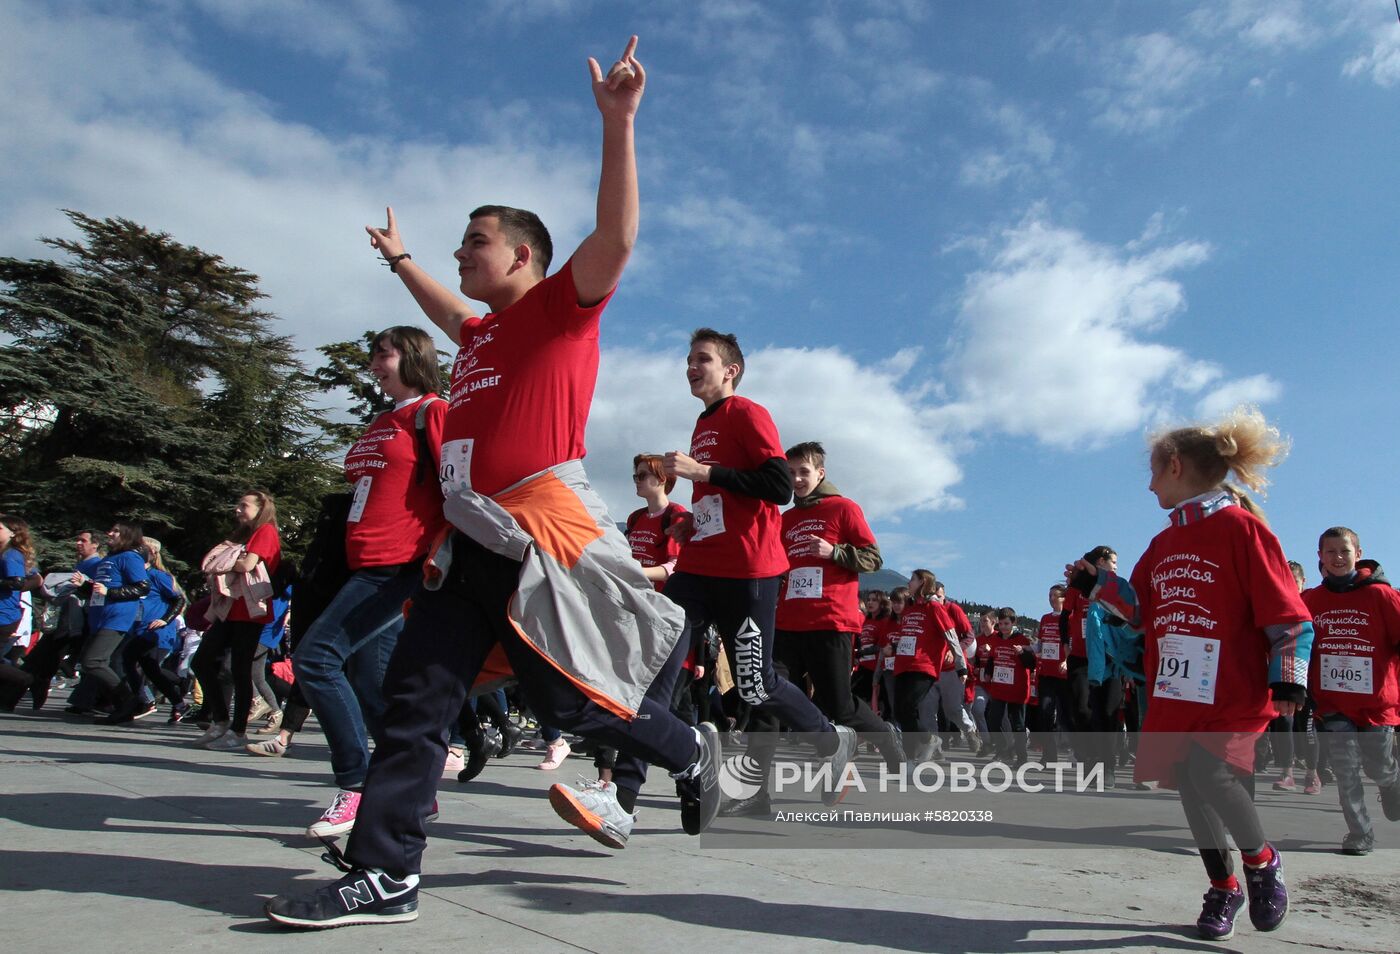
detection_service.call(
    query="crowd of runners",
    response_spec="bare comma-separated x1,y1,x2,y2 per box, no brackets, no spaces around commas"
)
2,34,1397,945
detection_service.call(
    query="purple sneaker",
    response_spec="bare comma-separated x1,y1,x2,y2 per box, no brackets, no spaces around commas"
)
1196,886,1245,941
1244,847,1288,932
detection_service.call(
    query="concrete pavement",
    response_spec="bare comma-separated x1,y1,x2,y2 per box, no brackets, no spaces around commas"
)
2,699,1398,954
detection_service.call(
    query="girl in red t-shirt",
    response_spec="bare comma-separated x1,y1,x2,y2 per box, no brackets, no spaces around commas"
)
590,454,693,784
892,570,963,762
1070,408,1313,942
191,490,282,751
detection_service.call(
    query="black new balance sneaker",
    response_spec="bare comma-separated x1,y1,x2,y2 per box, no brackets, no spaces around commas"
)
673,722,721,835
265,867,419,929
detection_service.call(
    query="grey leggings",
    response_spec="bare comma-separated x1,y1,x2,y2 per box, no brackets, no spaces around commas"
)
250,644,278,710
1176,744,1265,881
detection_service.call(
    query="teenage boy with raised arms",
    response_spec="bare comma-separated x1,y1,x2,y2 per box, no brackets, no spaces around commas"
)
266,37,722,930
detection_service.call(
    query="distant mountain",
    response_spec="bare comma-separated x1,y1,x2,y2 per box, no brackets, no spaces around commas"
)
858,567,908,591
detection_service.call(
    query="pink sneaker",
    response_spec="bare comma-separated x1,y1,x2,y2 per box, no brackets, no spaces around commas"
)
1303,772,1322,795
443,748,465,777
537,738,571,770
306,789,361,838
1271,772,1296,791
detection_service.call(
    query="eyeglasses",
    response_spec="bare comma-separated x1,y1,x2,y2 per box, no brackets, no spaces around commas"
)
632,472,651,481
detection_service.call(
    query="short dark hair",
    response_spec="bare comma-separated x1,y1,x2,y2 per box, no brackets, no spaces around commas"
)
470,205,553,277
785,441,825,468
372,326,442,395
1319,526,1360,550
997,606,1017,621
1049,584,1067,596
690,328,745,388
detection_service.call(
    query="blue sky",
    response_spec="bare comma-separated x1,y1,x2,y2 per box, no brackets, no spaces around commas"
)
3,1,1399,614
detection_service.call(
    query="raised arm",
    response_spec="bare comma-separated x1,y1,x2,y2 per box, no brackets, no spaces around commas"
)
366,207,478,345
571,35,644,307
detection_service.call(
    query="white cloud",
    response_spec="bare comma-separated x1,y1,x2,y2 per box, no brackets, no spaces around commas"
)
1195,373,1282,419
1091,32,1217,134
0,1,599,357
1189,0,1315,51
190,0,411,77
932,211,1279,447
586,344,962,525
1343,21,1400,88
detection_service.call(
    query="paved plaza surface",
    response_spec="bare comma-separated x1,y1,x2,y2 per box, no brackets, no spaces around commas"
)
3,700,1398,954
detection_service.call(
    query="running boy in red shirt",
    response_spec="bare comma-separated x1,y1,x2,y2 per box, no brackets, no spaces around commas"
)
657,332,857,804
720,441,899,816
267,37,722,930
1301,526,1400,855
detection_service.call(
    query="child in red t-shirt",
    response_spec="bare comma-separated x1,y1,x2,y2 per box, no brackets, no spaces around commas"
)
721,442,899,816
1033,584,1069,762
981,607,1035,765
1070,408,1313,942
1301,526,1400,855
662,331,857,805
892,569,967,762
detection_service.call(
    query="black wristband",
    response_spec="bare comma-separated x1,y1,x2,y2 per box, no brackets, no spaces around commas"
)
385,253,412,273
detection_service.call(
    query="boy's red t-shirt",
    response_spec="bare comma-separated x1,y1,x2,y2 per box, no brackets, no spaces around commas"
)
439,260,612,498
1035,611,1064,678
1303,579,1400,726
343,395,447,571
984,632,1033,704
673,395,787,579
776,495,876,634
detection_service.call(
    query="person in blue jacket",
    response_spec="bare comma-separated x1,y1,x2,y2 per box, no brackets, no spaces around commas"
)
0,515,42,709
117,538,188,724
82,521,150,723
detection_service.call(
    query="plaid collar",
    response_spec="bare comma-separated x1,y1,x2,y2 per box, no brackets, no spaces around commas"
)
1169,489,1235,527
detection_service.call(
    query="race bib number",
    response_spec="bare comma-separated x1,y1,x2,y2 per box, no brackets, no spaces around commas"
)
1320,653,1373,695
883,652,895,671
786,566,823,599
347,476,373,523
89,591,105,607
897,635,917,656
992,665,1014,685
1039,640,1061,661
439,438,474,494
691,494,725,542
1152,633,1219,705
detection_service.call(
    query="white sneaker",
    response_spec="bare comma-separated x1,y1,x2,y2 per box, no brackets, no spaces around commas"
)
205,731,249,751
192,721,230,745
548,777,635,849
